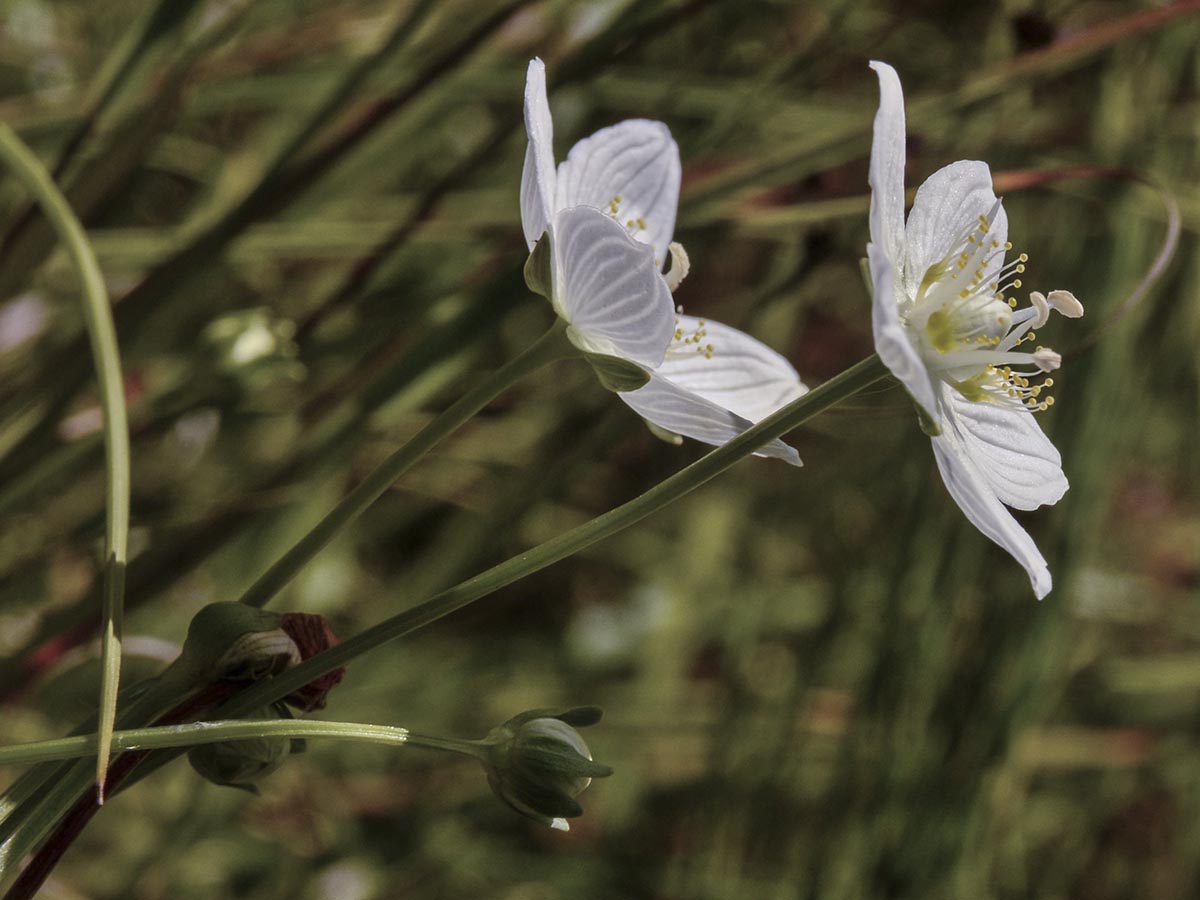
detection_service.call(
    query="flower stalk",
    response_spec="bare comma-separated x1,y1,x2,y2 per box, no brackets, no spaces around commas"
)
213,352,890,719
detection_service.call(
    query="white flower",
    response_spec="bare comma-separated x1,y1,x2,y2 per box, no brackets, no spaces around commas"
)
867,61,1084,599
521,58,807,465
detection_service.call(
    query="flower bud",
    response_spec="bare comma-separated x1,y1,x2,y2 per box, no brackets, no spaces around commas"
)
180,602,345,710
181,603,298,683
187,705,297,792
481,706,613,831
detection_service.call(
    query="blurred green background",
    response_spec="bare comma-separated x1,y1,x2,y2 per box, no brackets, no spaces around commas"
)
0,0,1198,897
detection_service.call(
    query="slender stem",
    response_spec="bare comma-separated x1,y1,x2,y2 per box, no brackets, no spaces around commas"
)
0,720,489,767
218,354,891,718
0,125,131,799
235,321,571,610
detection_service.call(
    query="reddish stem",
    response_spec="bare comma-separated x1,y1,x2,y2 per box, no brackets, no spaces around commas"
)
3,682,237,900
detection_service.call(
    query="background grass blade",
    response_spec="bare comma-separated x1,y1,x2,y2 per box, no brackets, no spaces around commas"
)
0,126,130,802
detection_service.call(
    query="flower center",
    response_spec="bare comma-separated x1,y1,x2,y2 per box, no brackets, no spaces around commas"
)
902,205,1080,413
667,311,714,360
606,195,648,240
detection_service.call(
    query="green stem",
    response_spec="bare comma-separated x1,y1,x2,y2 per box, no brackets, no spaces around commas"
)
0,125,131,798
0,720,484,767
235,321,572,610
219,353,891,717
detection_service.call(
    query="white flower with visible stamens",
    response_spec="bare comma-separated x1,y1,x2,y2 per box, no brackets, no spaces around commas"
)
522,58,806,465
867,61,1083,599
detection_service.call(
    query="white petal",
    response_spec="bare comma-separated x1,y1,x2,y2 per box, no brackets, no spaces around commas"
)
944,390,1068,511
619,373,801,465
656,315,806,422
553,206,674,369
555,120,680,267
869,242,939,421
930,408,1053,599
521,58,557,250
903,160,1008,299
868,61,907,272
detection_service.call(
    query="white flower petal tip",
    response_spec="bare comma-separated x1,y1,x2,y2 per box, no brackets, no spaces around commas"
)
550,818,570,832
665,242,690,292
866,61,907,271
931,424,1055,600
520,58,557,250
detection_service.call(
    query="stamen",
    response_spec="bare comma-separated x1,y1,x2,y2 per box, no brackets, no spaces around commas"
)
664,242,690,293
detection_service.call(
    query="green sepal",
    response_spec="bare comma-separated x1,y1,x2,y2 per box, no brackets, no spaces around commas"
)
915,401,942,437
585,353,650,393
524,231,553,301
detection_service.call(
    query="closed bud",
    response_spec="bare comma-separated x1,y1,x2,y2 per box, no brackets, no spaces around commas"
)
188,705,296,792
181,603,297,683
481,706,612,831
180,602,345,710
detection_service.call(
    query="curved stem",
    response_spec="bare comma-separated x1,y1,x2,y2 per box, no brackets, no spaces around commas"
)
219,354,890,718
0,720,486,767
235,320,571,610
0,125,131,799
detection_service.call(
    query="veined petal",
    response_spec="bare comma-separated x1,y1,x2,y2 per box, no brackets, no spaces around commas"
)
555,119,680,268
930,417,1053,599
868,61,907,271
943,390,1068,511
619,373,801,465
869,242,939,421
521,58,557,250
657,315,806,422
903,160,1008,298
553,206,674,370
